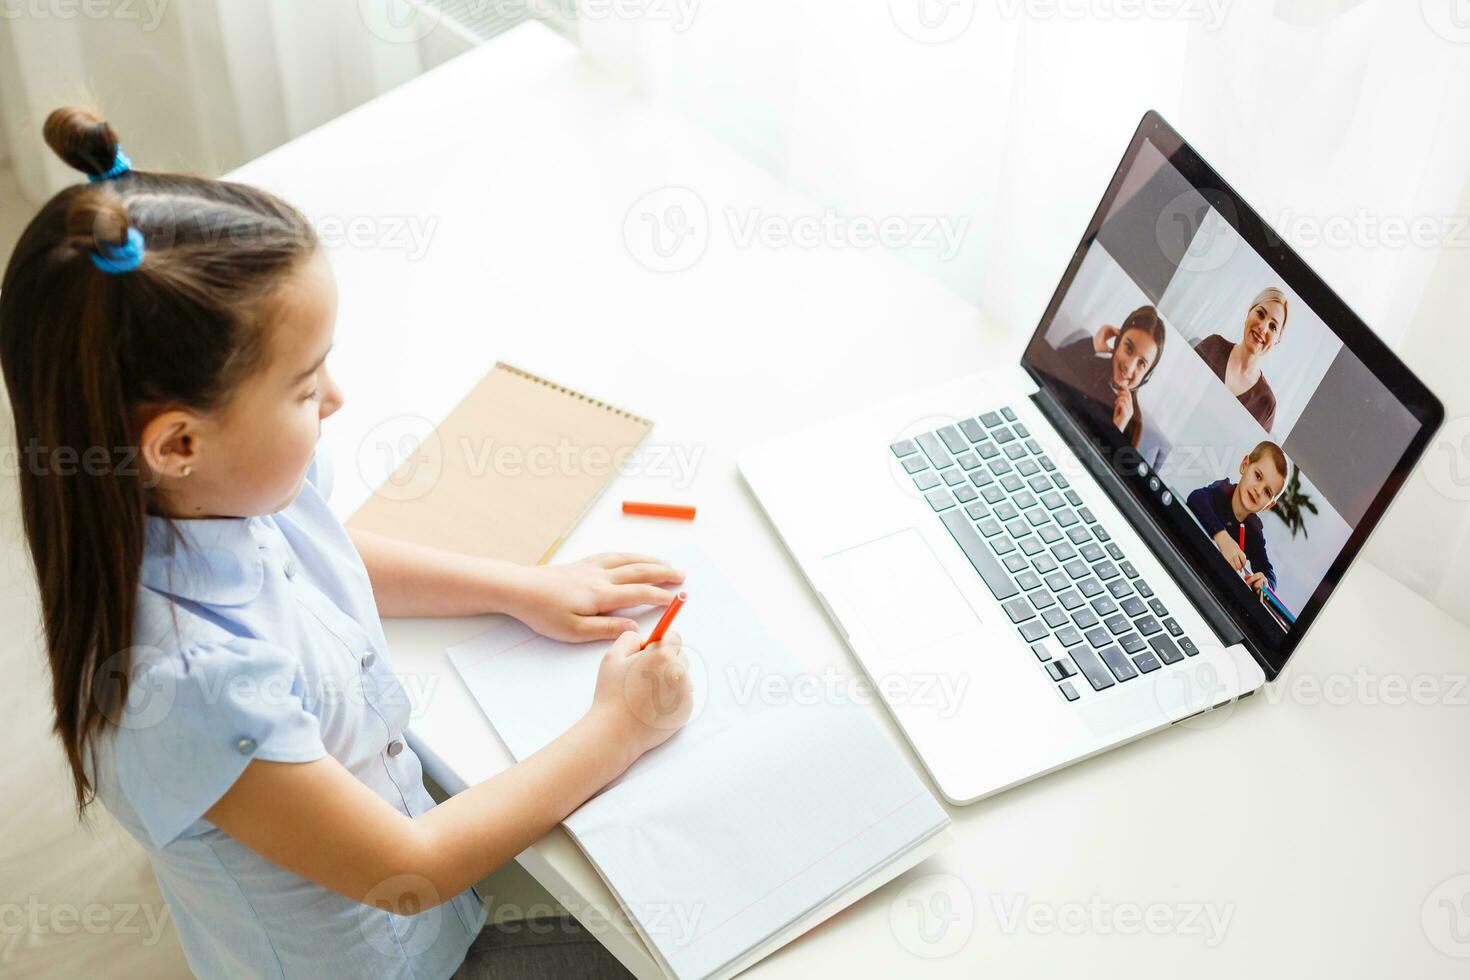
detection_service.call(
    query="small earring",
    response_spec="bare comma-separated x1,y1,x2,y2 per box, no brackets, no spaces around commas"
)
181,465,192,478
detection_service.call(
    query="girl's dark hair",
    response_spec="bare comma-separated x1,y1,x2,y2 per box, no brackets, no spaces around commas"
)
1117,304,1167,388
0,106,318,814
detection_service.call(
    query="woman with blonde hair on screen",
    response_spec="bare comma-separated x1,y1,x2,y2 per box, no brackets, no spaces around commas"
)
1191,286,1288,431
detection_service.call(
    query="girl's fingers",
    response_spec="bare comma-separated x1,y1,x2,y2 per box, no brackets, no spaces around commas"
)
610,562,684,585
591,552,664,569
609,584,678,609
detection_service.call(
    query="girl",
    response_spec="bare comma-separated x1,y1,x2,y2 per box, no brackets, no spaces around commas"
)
0,107,694,979
1053,304,1167,448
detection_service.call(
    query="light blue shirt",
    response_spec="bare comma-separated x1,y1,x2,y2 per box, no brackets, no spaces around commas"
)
92,449,485,979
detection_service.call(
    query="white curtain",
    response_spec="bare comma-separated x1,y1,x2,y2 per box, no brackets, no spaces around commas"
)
578,0,1470,626
0,0,427,205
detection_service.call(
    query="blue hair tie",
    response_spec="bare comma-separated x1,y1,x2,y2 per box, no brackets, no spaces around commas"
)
87,146,132,182
92,227,145,275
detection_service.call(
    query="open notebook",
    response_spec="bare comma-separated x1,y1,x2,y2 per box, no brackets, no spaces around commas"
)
448,555,950,980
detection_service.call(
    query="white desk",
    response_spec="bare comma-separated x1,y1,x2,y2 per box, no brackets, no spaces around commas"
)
235,22,1470,978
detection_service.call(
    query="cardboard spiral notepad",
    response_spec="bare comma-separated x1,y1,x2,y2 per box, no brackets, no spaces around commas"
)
348,363,653,564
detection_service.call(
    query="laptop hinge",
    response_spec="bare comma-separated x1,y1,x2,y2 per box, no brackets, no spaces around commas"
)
1029,387,1251,657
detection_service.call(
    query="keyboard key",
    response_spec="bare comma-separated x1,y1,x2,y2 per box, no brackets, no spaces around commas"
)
1004,597,1035,623
1004,442,1027,461
981,484,1005,503
1019,620,1048,642
1013,490,1037,510
1038,525,1063,544
971,468,995,488
938,509,1018,601
1000,474,1024,492
988,458,1012,476
1042,607,1068,628
1003,553,1028,572
1098,645,1138,682
1028,474,1052,493
1003,519,1028,539
1056,625,1083,647
1030,590,1056,610
1016,570,1042,592
1057,590,1084,610
1052,542,1077,561
1163,617,1183,637
1134,579,1154,598
1104,614,1130,635
1065,489,1084,507
1066,526,1092,545
1032,554,1059,575
1078,506,1097,524
890,439,918,457
1040,490,1064,510
1025,509,1049,528
1148,598,1168,617
991,536,1016,555
1031,642,1052,662
953,484,978,503
1091,595,1118,616
1046,660,1074,681
1040,455,1057,472
1069,645,1116,691
976,440,1000,459
1149,634,1184,664
1079,542,1105,562
1077,578,1104,599
1018,536,1044,556
977,517,1002,537
1119,632,1147,654
925,489,955,511
1119,560,1139,579
916,432,952,469
1043,572,1069,592
1056,509,1079,528
1106,543,1124,561
994,501,1019,522
979,411,1002,428
1135,615,1162,636
1024,439,1043,456
1092,526,1111,542
941,467,967,487
914,471,940,491
1013,422,1030,437
1017,459,1040,477
1001,406,1017,421
1120,596,1148,617
903,455,929,474
1107,579,1133,599
956,451,980,470
1063,559,1089,579
964,501,989,520
1058,680,1080,702
1052,471,1070,488
1072,608,1099,629
994,427,1017,445
1094,561,1120,581
938,425,967,454
1132,651,1162,673
1179,637,1200,657
959,418,985,443
1084,627,1111,648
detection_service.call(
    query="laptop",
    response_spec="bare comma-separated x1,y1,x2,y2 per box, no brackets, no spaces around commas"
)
739,111,1444,805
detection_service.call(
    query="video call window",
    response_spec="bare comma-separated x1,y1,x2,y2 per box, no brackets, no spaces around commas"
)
1030,140,1421,636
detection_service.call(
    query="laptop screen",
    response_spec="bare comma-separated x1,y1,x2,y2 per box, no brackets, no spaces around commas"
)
1022,112,1442,676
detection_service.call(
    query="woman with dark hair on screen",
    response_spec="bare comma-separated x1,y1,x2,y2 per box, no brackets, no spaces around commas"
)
1192,286,1287,431
1053,304,1166,448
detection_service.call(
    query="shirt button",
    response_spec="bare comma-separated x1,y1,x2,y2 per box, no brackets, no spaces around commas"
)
386,739,404,758
236,737,257,756
284,559,299,580
362,651,377,669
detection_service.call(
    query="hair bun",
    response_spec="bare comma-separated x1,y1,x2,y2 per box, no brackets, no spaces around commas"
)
43,106,121,179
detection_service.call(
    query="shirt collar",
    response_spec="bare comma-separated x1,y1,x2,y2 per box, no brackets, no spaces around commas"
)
139,514,267,607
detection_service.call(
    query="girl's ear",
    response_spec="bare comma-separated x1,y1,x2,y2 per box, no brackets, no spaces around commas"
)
138,408,205,481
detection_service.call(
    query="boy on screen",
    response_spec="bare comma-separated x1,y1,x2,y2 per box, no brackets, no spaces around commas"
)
1186,441,1287,594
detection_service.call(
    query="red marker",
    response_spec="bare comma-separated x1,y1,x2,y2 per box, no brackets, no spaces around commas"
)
623,501,697,521
640,592,687,650
1238,525,1246,551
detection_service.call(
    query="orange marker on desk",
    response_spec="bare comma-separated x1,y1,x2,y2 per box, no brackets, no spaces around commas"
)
623,501,697,521
640,592,687,650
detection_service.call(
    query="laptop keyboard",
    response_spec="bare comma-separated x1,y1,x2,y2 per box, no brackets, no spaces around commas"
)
890,405,1201,702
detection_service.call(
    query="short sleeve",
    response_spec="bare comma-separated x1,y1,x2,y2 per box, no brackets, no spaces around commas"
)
114,639,327,849
304,445,334,501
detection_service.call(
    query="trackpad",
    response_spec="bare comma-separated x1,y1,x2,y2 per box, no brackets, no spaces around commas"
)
824,528,982,656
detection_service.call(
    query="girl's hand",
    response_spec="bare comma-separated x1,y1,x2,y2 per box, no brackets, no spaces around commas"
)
506,553,684,642
1244,571,1268,593
1213,531,1247,571
1093,323,1120,354
588,630,693,763
1112,388,1134,431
